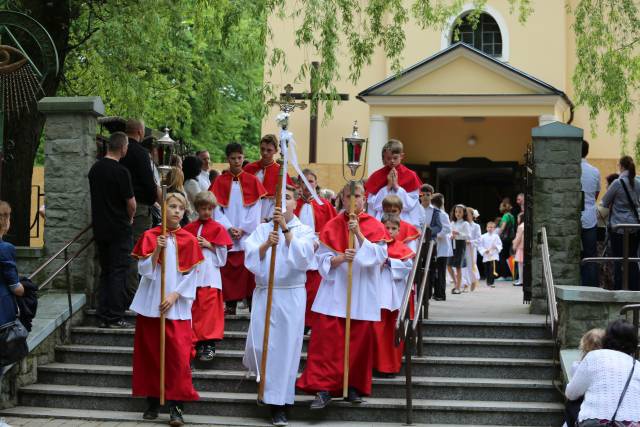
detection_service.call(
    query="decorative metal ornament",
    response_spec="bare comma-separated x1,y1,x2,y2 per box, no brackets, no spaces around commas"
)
267,84,307,116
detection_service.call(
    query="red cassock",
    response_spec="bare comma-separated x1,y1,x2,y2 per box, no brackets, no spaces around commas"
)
183,219,233,343
209,171,266,301
130,227,203,402
296,211,390,397
398,220,420,244
373,238,415,374
364,164,422,195
243,160,294,199
294,197,338,328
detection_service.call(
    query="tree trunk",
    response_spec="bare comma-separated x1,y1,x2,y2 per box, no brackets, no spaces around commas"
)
1,0,71,245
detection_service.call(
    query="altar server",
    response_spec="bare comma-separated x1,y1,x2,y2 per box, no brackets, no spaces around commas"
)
183,191,232,361
373,213,414,376
477,221,503,288
294,169,337,331
381,194,420,252
365,139,423,227
296,182,389,409
130,192,202,426
243,185,316,426
210,142,267,314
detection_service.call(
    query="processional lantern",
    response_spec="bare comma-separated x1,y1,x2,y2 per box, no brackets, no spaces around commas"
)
342,121,368,181
156,127,176,180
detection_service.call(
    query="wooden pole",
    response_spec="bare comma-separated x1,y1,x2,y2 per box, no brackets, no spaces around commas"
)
159,185,167,406
343,180,355,398
258,159,285,402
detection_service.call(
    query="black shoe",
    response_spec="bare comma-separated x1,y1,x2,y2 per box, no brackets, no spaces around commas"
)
169,404,184,426
304,326,311,335
433,296,445,301
142,397,159,420
107,319,133,329
309,391,332,409
345,387,363,404
270,405,288,426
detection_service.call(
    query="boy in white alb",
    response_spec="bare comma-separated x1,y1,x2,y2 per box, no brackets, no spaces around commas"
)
365,139,423,227
297,183,389,409
243,186,316,427
183,191,232,361
477,221,502,287
130,193,202,426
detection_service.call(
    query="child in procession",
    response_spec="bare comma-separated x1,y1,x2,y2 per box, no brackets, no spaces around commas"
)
462,207,481,292
477,221,502,288
448,204,470,294
381,194,420,252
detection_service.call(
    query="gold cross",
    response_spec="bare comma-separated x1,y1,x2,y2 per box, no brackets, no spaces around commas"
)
267,84,308,113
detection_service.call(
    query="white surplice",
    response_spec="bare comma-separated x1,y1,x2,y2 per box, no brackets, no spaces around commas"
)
379,257,413,311
367,186,423,227
477,232,503,262
312,239,388,321
129,236,199,320
195,224,228,289
255,169,276,221
242,216,315,405
218,181,262,252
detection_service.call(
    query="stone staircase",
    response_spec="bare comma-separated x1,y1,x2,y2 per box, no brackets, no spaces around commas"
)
2,310,565,426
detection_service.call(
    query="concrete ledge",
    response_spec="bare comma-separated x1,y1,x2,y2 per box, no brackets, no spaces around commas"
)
556,285,640,303
28,292,86,351
531,122,583,139
560,349,581,383
38,96,105,116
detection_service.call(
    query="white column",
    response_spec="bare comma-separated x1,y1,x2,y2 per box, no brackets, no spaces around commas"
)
367,115,388,175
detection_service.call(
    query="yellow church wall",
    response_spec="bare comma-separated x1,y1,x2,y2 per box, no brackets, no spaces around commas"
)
370,104,556,118
388,116,538,164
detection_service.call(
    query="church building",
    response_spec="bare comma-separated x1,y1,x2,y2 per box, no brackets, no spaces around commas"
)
262,0,634,218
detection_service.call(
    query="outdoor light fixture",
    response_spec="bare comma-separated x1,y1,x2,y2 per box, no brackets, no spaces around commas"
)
342,121,368,179
156,127,176,179
467,135,477,147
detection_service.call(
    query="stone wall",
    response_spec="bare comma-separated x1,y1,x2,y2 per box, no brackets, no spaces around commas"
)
38,97,104,299
530,122,583,314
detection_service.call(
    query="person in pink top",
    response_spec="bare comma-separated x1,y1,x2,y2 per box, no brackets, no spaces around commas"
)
512,213,525,286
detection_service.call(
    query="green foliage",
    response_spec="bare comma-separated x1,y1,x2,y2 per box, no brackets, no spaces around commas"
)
60,0,267,161
571,0,640,154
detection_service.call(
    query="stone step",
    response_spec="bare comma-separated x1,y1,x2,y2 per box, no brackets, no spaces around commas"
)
54,345,555,379
18,384,564,426
0,406,536,427
83,309,251,331
422,337,555,359
37,363,560,402
422,320,550,340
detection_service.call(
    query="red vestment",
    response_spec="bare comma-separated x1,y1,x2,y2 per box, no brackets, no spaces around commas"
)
131,226,203,272
398,220,420,244
221,251,254,301
243,160,294,198
319,212,390,253
364,164,422,195
209,170,267,207
182,218,233,249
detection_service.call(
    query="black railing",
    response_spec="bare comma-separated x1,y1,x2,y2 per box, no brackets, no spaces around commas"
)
539,227,558,337
29,184,44,239
29,224,93,317
395,224,434,425
620,304,640,359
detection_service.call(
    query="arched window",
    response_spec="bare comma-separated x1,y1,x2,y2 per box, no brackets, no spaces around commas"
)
451,13,502,57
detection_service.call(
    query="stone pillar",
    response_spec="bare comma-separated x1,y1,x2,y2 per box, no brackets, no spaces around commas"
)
38,97,104,297
367,114,388,175
530,122,583,314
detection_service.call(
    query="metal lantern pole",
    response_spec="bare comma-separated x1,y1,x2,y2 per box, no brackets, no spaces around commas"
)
341,122,367,398
156,127,176,406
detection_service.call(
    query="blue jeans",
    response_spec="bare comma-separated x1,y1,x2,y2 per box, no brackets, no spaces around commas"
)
581,226,599,286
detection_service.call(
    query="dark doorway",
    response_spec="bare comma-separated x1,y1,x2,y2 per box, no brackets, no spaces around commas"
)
407,157,523,225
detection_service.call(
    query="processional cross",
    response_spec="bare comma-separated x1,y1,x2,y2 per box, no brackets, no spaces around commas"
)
283,62,349,163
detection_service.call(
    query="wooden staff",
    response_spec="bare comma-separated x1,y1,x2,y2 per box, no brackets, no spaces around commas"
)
160,185,167,405
343,180,356,398
258,160,285,402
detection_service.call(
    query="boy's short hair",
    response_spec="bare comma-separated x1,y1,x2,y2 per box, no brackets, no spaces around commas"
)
421,183,434,194
381,213,401,227
382,194,403,210
486,221,496,228
193,191,217,209
260,134,279,151
382,139,403,155
340,181,365,197
225,142,243,157
165,192,188,209
431,193,444,208
285,184,300,199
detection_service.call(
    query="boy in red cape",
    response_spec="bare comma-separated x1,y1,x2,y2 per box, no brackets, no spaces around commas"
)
183,191,233,361
293,168,337,332
129,192,202,426
210,142,267,315
243,134,294,222
296,182,389,409
365,139,423,227
373,213,415,376
382,194,420,253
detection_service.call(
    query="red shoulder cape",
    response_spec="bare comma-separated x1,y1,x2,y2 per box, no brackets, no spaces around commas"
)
210,170,267,207
243,160,294,198
294,197,338,233
183,218,233,249
319,212,390,253
364,164,422,195
398,220,420,243
132,226,204,272
387,238,415,261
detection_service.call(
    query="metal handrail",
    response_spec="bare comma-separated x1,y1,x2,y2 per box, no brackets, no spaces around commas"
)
582,223,640,290
620,304,640,359
29,224,92,281
539,227,558,337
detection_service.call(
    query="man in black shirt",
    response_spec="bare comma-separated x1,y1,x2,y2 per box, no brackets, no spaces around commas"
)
119,118,160,299
89,132,136,328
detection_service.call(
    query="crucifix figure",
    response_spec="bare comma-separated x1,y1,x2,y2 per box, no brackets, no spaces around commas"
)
284,61,349,163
